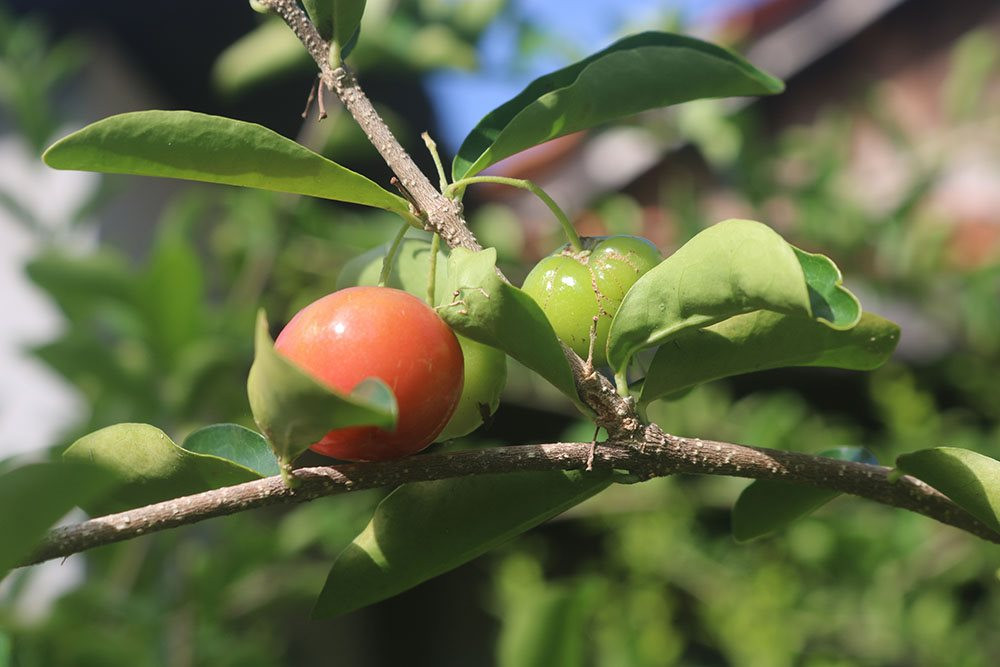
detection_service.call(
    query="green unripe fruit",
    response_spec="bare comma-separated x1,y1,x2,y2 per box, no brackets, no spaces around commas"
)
521,235,662,366
435,335,507,441
337,237,507,439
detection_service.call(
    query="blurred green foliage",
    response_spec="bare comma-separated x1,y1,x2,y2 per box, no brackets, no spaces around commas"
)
2,5,999,666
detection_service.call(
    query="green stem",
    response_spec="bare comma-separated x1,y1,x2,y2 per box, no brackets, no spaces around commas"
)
378,222,410,287
614,368,631,398
422,132,449,193
446,175,583,251
427,232,440,305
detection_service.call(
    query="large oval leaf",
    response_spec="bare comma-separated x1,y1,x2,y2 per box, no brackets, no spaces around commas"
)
0,461,118,577
896,447,1000,535
43,111,413,221
182,424,281,478
247,310,397,465
437,248,581,408
313,469,611,617
452,31,783,180
63,423,265,514
640,311,900,405
732,447,879,542
606,219,813,373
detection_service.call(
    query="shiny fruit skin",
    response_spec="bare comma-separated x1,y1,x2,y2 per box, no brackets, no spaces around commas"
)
274,286,464,461
521,236,661,366
435,335,507,441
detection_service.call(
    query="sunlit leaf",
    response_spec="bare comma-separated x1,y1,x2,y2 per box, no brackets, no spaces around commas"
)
607,219,814,373
896,447,1000,535
640,311,899,404
43,111,413,221
453,31,783,180
63,423,263,514
437,248,581,408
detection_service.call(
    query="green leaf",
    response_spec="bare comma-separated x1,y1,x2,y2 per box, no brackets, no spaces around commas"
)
640,311,900,404
63,423,264,514
732,447,878,542
301,0,334,40
314,469,611,617
0,461,118,578
302,0,366,55
333,0,366,58
793,247,861,329
896,447,1000,534
335,237,449,304
43,111,413,220
437,248,581,408
607,219,814,373
246,310,397,465
212,20,310,97
181,424,281,478
25,250,134,318
138,217,204,364
452,31,783,180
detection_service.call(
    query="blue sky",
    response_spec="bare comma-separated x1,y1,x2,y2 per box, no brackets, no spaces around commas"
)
426,0,766,153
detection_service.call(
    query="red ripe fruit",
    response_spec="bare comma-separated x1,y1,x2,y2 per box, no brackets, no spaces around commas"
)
274,286,464,461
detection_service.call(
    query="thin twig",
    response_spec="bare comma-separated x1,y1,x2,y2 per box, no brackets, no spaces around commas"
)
19,435,1000,569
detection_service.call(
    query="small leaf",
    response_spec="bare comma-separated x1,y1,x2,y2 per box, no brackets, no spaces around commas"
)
793,247,861,329
181,424,281,478
246,310,397,464
301,0,334,40
313,469,611,617
896,447,1000,534
333,0,366,58
453,31,783,180
25,250,134,318
43,111,413,221
732,447,879,542
437,248,581,408
640,311,900,404
607,219,814,373
63,424,264,514
0,461,118,578
335,238,449,304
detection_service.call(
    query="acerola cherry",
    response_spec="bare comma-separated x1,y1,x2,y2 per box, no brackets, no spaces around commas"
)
521,236,662,366
274,286,464,461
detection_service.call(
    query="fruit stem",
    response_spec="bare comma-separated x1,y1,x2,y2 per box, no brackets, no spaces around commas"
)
422,132,449,192
379,222,410,287
446,176,583,251
427,233,441,305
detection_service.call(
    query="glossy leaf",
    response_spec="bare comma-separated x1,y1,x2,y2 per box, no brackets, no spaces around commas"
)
453,31,783,180
63,423,264,514
246,310,397,464
182,424,281,478
0,461,118,578
896,447,1000,534
640,311,900,404
314,469,611,617
437,248,580,407
607,219,815,373
43,111,413,220
732,447,879,542
793,247,861,329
